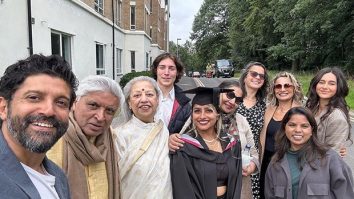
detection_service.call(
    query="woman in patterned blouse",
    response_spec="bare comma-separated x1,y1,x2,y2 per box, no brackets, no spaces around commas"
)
237,61,269,199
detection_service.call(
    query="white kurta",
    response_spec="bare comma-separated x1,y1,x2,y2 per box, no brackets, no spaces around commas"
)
114,116,172,199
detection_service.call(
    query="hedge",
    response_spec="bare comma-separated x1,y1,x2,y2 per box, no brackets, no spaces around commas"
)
119,71,153,88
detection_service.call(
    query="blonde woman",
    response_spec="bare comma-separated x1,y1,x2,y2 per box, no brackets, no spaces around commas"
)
259,72,303,198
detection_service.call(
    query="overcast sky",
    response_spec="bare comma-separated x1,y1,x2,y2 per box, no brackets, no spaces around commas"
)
169,0,203,44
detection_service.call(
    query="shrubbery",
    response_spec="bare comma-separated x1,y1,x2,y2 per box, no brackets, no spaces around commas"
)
119,71,153,88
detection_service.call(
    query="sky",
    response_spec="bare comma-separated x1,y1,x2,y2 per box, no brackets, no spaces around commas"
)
169,0,203,44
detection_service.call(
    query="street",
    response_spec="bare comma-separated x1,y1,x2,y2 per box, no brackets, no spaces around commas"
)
178,76,354,181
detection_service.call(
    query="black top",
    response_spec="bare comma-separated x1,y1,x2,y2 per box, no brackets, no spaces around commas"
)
265,117,282,152
170,131,242,199
167,85,191,134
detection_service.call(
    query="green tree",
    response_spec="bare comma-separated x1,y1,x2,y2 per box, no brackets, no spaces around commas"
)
268,0,354,71
191,0,231,68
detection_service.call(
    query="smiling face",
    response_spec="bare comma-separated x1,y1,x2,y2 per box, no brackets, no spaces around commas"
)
192,104,219,133
73,91,119,137
128,81,159,123
316,72,337,102
274,77,294,103
220,86,243,114
245,65,265,90
285,114,313,151
156,58,177,90
0,74,71,153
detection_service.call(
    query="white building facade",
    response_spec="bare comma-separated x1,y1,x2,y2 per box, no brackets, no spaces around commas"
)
0,0,170,81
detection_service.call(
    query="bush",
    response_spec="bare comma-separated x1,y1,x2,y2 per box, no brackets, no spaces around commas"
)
119,71,153,88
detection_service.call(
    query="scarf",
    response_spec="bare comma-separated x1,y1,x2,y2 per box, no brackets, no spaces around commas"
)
62,113,120,199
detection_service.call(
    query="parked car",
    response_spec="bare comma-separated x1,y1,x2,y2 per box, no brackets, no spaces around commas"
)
192,71,201,78
214,59,235,78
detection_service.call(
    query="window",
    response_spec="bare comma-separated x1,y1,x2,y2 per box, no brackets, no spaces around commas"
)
130,51,135,71
146,52,149,70
116,48,122,74
149,0,152,12
94,0,104,14
51,31,71,65
145,11,149,32
96,44,105,75
116,0,122,25
130,5,136,30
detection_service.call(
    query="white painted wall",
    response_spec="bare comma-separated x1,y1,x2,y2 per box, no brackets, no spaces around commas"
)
0,0,167,81
0,0,29,74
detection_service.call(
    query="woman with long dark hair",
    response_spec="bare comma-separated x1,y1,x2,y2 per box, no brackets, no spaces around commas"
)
265,107,354,198
170,87,243,199
306,67,351,154
237,62,269,199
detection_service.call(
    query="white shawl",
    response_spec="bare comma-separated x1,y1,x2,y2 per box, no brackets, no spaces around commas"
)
114,116,172,199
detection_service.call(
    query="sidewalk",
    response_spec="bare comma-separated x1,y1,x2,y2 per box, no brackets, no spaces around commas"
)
350,110,354,123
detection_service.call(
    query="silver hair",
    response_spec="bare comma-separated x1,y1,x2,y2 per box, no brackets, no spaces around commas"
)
122,76,161,120
76,75,127,126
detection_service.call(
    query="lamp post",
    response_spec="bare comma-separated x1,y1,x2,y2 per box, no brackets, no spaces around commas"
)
176,38,181,58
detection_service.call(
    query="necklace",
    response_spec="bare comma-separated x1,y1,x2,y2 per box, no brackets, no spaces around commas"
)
203,137,217,143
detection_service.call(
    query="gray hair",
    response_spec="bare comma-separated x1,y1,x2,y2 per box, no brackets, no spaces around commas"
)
123,76,160,120
76,75,126,126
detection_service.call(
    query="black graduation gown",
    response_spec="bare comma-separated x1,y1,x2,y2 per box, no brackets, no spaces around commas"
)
170,133,242,199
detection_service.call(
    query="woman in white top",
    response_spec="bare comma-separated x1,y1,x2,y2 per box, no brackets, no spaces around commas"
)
114,76,172,199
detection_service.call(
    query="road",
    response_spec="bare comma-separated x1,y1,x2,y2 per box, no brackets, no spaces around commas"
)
178,76,354,181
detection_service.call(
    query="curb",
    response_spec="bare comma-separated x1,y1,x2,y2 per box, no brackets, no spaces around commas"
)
350,111,354,123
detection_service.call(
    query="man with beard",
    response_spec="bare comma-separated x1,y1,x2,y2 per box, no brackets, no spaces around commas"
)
0,54,78,198
47,75,124,199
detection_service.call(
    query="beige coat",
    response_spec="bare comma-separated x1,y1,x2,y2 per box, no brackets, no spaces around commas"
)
316,108,350,152
236,113,260,199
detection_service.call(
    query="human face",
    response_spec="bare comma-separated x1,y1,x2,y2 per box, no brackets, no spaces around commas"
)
128,81,158,123
220,86,243,114
316,72,337,102
274,77,294,102
285,114,312,151
192,104,219,133
0,74,71,153
244,66,265,90
156,58,177,89
73,91,119,137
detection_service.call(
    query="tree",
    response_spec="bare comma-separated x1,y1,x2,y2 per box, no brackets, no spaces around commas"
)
268,0,354,71
191,0,231,68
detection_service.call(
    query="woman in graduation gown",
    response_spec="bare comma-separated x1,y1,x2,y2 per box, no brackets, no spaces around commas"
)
170,87,243,199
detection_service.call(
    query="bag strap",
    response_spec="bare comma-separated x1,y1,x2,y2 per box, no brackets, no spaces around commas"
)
121,120,164,179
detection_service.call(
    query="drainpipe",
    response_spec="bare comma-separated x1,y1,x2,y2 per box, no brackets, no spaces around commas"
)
112,0,115,79
27,0,33,55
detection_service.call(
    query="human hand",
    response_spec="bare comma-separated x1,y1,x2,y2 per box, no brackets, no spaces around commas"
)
339,145,347,158
242,161,256,177
168,133,184,152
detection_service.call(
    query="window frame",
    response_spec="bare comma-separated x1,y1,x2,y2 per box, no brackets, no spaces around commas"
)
94,0,104,15
130,5,136,30
96,43,105,75
51,31,72,65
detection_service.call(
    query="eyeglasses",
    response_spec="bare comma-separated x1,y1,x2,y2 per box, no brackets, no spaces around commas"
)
248,71,265,80
226,92,243,103
274,83,294,90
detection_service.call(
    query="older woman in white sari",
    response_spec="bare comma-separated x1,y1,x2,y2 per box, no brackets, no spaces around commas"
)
114,76,172,199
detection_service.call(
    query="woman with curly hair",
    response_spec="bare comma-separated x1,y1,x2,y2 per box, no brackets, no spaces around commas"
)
265,107,354,198
259,71,304,198
305,67,351,155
